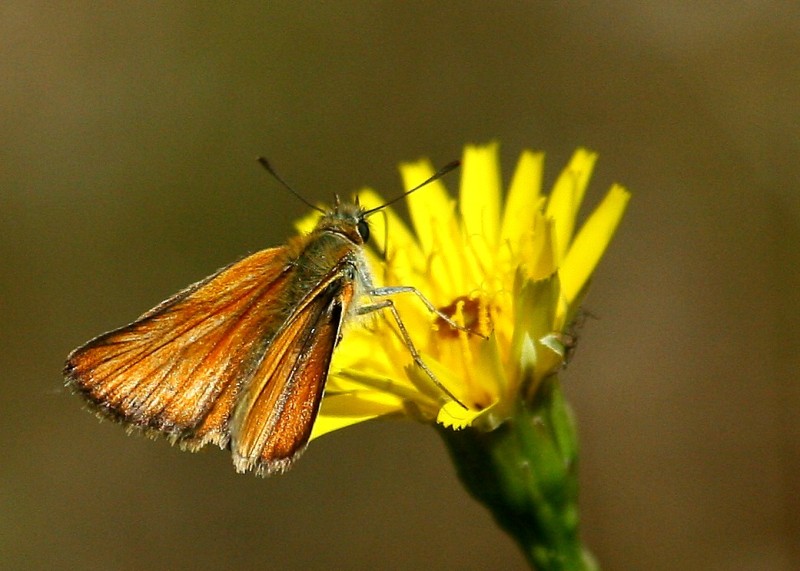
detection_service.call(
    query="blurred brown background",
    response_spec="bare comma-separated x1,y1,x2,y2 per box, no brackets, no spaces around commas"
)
2,3,797,570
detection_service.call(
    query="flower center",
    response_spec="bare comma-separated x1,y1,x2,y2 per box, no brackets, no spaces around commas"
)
434,295,493,339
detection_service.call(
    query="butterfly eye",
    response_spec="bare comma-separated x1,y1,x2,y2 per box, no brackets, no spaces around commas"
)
356,219,370,243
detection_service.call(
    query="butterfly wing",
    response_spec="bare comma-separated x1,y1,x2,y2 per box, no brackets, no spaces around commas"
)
230,270,355,475
64,246,295,450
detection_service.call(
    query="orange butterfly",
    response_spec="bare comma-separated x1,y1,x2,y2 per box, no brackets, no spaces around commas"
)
65,159,462,476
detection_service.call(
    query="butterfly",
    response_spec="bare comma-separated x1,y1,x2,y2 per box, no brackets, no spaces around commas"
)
64,159,462,476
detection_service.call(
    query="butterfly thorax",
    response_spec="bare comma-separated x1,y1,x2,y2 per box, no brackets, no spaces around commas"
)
282,203,373,314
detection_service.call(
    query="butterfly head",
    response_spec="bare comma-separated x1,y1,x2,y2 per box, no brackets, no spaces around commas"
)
314,194,371,246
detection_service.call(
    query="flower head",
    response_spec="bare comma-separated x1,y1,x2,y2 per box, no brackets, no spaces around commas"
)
299,143,629,440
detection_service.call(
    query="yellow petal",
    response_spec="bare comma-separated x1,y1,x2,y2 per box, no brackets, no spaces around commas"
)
501,150,543,247
460,142,502,248
560,184,630,304
437,400,487,429
402,160,467,298
545,148,598,261
528,212,558,280
311,393,403,441
294,209,323,234
402,160,451,256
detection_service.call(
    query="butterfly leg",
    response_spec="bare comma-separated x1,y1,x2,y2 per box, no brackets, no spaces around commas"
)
356,298,468,409
368,285,486,338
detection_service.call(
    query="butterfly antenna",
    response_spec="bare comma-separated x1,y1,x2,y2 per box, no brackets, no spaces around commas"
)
363,159,460,216
257,157,325,214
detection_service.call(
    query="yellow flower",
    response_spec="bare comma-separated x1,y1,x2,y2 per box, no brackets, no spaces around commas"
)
301,143,629,440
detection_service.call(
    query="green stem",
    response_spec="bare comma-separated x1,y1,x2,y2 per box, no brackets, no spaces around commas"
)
437,375,596,571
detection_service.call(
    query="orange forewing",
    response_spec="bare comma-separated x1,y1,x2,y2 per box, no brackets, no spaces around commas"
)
65,247,295,451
